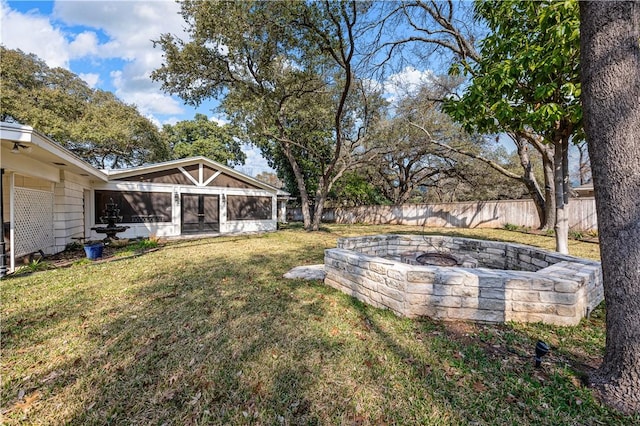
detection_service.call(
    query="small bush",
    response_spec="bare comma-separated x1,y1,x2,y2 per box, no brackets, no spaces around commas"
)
569,229,585,240
114,238,159,257
65,241,83,251
503,223,520,231
13,258,50,275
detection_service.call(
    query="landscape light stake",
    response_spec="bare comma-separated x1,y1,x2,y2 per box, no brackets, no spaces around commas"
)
535,340,550,368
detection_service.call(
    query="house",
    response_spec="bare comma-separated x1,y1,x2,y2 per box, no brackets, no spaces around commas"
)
1,121,289,275
573,182,595,197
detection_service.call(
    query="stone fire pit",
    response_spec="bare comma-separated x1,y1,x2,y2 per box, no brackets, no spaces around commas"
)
324,234,603,326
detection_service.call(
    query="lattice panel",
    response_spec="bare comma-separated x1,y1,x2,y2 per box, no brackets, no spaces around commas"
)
13,187,54,257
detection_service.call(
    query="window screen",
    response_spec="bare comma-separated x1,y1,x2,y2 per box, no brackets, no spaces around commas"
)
227,195,272,220
94,190,172,223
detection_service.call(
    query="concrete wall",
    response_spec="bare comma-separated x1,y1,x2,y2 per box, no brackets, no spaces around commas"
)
324,235,603,326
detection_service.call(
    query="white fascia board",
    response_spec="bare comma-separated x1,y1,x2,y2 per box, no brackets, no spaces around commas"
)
105,156,288,195
1,122,108,182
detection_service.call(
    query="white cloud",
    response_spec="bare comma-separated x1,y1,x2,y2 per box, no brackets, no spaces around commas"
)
1,0,194,122
69,31,100,57
110,69,184,116
235,143,274,177
52,0,186,62
383,66,435,103
0,1,70,68
52,1,190,119
210,116,229,126
79,72,100,88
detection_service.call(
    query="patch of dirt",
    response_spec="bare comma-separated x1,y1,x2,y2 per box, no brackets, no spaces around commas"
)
13,241,162,271
45,245,122,267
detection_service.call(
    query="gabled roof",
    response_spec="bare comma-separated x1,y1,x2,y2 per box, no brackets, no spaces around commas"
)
0,121,108,182
104,156,289,195
1,122,289,196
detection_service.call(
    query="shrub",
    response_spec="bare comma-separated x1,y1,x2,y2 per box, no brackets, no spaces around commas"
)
503,223,520,231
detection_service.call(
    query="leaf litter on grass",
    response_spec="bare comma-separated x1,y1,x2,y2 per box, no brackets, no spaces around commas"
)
2,225,638,425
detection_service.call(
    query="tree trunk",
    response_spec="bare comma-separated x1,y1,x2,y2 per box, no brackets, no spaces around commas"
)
553,138,570,254
580,1,640,414
311,191,327,232
514,135,548,229
282,141,313,230
541,146,556,231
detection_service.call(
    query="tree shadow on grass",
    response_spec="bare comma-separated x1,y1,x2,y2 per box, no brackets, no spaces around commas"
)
3,230,627,425
342,297,638,425
2,236,384,424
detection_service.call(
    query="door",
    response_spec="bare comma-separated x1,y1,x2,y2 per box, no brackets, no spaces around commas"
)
181,194,219,233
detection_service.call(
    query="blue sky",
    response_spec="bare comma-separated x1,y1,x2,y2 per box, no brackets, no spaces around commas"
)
0,0,437,174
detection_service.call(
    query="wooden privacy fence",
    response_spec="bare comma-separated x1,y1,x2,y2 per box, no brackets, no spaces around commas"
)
290,198,598,231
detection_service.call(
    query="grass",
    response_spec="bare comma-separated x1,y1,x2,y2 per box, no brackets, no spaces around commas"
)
1,224,635,425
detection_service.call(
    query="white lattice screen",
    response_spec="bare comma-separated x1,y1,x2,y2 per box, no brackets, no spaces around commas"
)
13,187,54,257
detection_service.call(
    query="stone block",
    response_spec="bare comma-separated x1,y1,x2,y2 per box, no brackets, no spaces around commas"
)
378,285,405,302
478,276,505,289
511,302,556,314
554,280,581,293
363,270,386,283
511,290,540,302
407,270,436,283
505,278,532,290
430,295,462,308
556,305,577,317
539,292,578,305
405,293,434,305
378,295,404,314
387,269,405,281
452,286,479,297
385,277,405,291
480,288,507,300
486,248,506,255
433,284,452,296
405,303,448,319
462,297,505,311
518,254,532,264
448,308,504,323
436,272,467,286
506,311,543,323
531,258,550,268
405,283,434,295
530,278,555,291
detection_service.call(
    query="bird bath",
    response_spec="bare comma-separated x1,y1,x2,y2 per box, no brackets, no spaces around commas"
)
91,198,130,241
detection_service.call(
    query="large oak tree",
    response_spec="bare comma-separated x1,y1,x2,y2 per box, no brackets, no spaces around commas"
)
580,1,640,414
152,0,380,231
0,47,168,168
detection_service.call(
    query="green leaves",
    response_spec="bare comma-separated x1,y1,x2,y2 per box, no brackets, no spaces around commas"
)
446,0,582,142
0,47,167,168
163,113,246,166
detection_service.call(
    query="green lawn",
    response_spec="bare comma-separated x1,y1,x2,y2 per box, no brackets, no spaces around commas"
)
1,224,636,425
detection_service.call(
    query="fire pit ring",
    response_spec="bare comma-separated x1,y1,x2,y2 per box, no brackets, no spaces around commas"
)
324,234,604,326
416,252,458,267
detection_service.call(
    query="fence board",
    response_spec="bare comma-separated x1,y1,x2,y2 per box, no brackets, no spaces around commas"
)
290,198,598,231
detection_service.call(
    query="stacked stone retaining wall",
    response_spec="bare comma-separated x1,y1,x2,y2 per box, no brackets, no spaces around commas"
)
324,235,603,326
